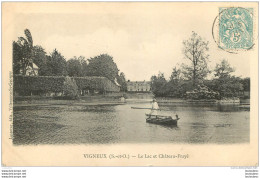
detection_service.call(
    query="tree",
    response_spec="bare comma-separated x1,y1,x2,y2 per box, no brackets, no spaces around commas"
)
32,45,49,76
214,59,234,78
78,56,88,76
46,49,67,76
117,72,127,92
63,77,78,99
241,78,250,92
211,60,243,98
150,72,167,96
182,31,210,87
166,67,182,97
13,41,23,74
13,29,34,75
86,54,119,81
67,57,83,77
170,67,181,82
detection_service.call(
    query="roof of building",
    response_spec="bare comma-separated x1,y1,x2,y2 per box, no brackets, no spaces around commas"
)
32,63,39,69
114,78,121,87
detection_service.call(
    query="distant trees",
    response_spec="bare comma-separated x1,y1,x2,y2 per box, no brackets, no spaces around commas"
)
13,29,127,92
150,32,248,99
66,56,88,77
46,49,67,76
182,31,210,86
166,67,196,97
117,72,127,92
67,57,83,77
214,59,234,78
150,72,168,96
85,54,119,81
31,45,49,76
209,59,243,98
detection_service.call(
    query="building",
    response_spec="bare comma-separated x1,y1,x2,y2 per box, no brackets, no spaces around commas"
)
127,81,151,92
19,63,39,76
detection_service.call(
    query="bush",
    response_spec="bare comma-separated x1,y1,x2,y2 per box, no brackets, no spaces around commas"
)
186,85,219,100
63,77,78,99
13,75,120,96
14,75,65,92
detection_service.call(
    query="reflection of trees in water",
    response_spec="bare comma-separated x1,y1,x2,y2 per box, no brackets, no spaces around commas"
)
80,105,116,113
160,103,248,112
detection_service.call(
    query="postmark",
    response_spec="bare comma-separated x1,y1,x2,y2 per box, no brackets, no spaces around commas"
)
212,7,254,53
219,7,253,50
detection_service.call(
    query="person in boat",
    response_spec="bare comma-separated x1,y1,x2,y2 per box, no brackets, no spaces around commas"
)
150,98,159,115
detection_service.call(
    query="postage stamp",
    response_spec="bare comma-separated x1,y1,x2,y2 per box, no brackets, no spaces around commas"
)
219,7,253,50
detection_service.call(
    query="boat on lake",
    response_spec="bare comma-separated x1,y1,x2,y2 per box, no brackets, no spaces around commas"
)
145,114,180,126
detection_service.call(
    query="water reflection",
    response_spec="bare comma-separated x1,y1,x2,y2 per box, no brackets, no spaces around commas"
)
13,102,250,145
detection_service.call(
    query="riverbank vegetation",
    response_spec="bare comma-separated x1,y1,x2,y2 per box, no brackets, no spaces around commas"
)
13,29,128,96
150,32,250,100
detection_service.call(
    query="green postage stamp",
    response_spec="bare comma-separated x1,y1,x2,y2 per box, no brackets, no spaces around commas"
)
219,7,253,50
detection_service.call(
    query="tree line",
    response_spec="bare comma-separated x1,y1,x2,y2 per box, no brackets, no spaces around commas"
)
151,32,250,99
13,29,127,91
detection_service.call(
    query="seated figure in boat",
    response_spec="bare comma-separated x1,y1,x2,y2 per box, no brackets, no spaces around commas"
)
150,98,159,115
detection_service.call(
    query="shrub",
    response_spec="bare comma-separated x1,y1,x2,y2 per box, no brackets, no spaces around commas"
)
63,77,78,99
186,85,220,100
13,75,120,96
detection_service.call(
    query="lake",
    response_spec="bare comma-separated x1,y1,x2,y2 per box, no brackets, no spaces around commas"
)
13,101,250,145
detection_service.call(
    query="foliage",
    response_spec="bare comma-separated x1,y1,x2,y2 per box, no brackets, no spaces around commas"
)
14,75,65,93
63,77,78,99
241,77,250,92
66,56,88,77
13,41,23,75
186,85,219,100
210,60,243,98
150,72,168,96
182,31,210,86
116,72,127,92
13,29,34,75
209,77,243,98
74,76,120,92
86,54,119,81
67,57,83,77
32,45,49,76
166,67,183,97
214,59,234,78
46,49,67,76
14,75,120,95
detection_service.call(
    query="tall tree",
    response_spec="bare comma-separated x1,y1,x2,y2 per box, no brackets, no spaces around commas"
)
13,29,34,75
86,54,119,81
32,45,49,76
214,59,234,78
150,72,167,96
212,60,243,98
78,56,88,76
167,67,183,97
182,31,210,87
117,72,127,91
46,49,67,76
13,41,23,74
67,57,83,77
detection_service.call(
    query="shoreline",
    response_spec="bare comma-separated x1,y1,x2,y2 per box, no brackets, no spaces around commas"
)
13,98,250,108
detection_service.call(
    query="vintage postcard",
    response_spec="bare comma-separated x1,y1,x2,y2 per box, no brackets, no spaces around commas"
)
2,2,258,166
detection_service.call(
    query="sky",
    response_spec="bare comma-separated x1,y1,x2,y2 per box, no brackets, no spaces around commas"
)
13,3,252,81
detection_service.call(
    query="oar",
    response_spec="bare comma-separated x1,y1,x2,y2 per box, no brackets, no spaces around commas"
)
131,107,171,111
131,107,154,109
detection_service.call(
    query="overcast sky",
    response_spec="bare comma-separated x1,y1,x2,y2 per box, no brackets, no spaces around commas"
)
13,3,252,81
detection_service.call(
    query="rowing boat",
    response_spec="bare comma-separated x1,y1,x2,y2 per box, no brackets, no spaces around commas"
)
145,114,180,126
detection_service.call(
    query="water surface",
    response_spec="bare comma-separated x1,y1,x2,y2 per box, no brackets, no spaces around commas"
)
13,102,250,145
